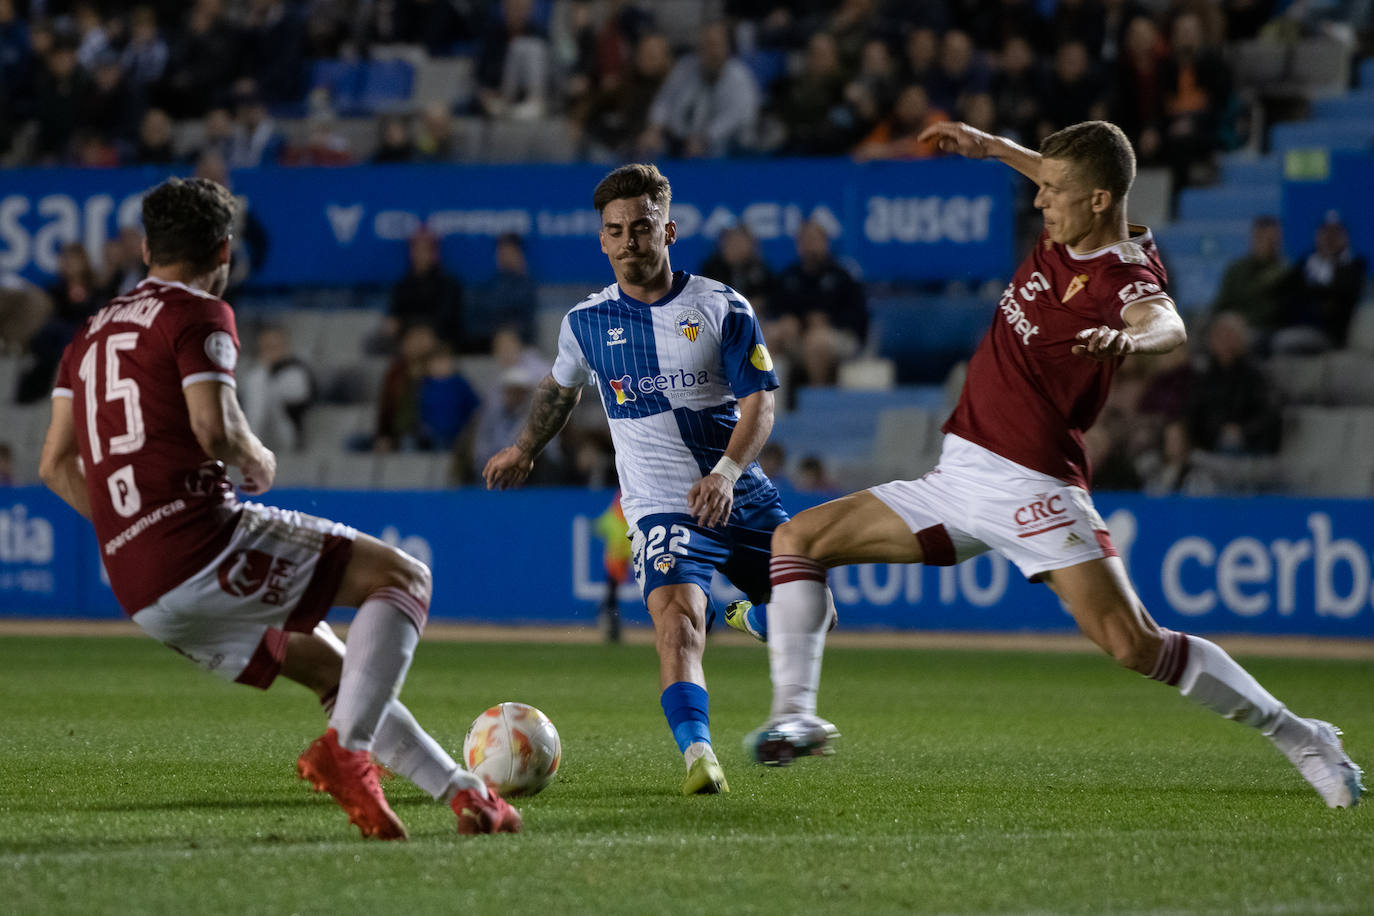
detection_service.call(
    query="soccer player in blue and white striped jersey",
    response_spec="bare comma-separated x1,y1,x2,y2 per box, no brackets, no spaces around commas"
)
485,164,824,795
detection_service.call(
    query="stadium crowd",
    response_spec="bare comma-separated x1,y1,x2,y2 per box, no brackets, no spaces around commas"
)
2,0,1373,496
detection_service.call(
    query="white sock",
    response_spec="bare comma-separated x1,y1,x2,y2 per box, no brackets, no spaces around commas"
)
684,741,715,769
372,699,488,800
1157,631,1299,730
766,556,831,720
331,588,422,751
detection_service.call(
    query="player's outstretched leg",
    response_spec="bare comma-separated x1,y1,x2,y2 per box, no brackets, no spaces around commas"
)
648,584,728,794
749,555,838,765
1149,630,1363,808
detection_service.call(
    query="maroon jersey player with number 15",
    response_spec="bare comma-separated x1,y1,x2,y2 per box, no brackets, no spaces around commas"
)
744,120,1363,810
40,177,521,838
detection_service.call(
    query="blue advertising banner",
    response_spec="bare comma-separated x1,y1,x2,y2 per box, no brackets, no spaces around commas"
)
4,486,1373,638
0,159,1014,288
1282,151,1374,273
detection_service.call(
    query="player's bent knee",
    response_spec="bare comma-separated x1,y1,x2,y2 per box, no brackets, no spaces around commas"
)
772,518,820,558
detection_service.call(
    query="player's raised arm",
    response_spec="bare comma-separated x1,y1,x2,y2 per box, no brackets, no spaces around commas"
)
687,388,774,528
483,373,582,490
919,121,1043,184
184,379,276,493
1072,298,1187,362
38,394,92,520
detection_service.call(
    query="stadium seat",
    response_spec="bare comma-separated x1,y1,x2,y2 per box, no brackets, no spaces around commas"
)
1322,351,1374,405
1229,39,1288,92
1176,185,1281,222
320,453,379,488
871,296,991,384
355,59,416,115
1267,354,1327,405
1311,91,1374,121
305,310,380,369
1287,37,1353,99
1129,168,1172,226
484,117,577,163
309,59,365,112
739,49,787,92
302,404,373,451
654,0,709,50
1160,253,1226,312
376,453,450,489
1346,303,1374,355
1276,405,1374,497
1269,120,1374,155
1219,152,1282,187
1152,220,1252,259
1362,57,1374,88
836,356,896,390
871,407,942,480
273,453,328,489
413,56,475,109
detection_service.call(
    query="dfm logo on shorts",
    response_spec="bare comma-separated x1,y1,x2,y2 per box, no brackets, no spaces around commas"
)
217,549,296,604
609,368,711,405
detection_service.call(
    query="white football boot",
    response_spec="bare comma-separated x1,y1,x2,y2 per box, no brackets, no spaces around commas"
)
1280,719,1364,808
745,715,839,766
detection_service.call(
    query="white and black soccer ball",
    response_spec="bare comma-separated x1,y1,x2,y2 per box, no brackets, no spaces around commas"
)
462,702,561,797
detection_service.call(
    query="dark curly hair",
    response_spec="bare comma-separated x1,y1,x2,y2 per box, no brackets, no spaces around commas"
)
592,163,672,214
140,177,237,275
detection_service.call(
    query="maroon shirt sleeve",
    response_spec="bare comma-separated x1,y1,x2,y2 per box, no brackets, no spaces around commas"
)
53,340,76,396
171,299,239,388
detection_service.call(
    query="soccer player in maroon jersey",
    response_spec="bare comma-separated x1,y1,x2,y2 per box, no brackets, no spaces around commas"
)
38,177,521,838
746,120,1364,809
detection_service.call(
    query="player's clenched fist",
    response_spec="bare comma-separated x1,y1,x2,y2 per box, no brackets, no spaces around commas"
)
484,446,534,490
1072,325,1136,360
240,447,276,494
917,121,993,158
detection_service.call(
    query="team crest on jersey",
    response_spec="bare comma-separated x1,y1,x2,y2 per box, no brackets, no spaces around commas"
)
1063,274,1089,302
750,344,773,371
653,553,676,573
204,331,237,370
608,375,636,405
1114,241,1147,265
677,309,704,342
606,327,627,346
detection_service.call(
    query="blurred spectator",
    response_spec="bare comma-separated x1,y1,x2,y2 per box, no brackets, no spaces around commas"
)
414,101,463,163
465,233,538,353
926,29,991,115
958,91,998,134
472,365,555,480
1134,344,1196,443
99,226,147,299
1211,215,1288,342
757,441,788,486
1159,10,1230,187
73,2,111,73
556,0,654,117
371,113,415,164
901,27,939,86
1053,0,1106,49
578,30,672,161
240,0,307,105
33,34,90,163
1100,0,1154,64
0,0,30,90
956,0,1050,52
0,441,12,485
194,107,235,162
489,325,549,389
826,0,885,70
476,0,551,119
1273,212,1368,354
844,37,899,128
771,220,867,388
82,51,138,149
384,228,464,351
1137,419,1219,496
374,322,437,452
162,0,239,117
773,31,853,155
193,151,270,295
852,84,948,162
282,114,356,166
121,5,168,92
364,0,480,54
1037,40,1108,140
226,81,285,168
1110,14,1166,164
0,274,51,359
640,20,761,159
991,35,1042,144
418,341,481,452
239,323,316,453
795,455,836,492
303,0,354,57
1083,417,1143,491
699,225,774,314
1187,312,1280,455
17,242,103,403
131,107,178,165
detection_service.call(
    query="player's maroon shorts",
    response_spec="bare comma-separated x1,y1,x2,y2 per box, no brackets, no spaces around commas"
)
130,502,355,689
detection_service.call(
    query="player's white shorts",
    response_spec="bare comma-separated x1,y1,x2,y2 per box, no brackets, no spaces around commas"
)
131,502,356,689
869,434,1117,581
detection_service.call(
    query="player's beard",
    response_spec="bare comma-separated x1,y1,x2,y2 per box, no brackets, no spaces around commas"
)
619,254,662,287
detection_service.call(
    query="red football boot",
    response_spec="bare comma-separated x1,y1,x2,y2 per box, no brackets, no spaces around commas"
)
297,728,408,840
450,786,523,835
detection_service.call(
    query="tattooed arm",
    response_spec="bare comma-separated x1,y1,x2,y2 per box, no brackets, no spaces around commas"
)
483,374,582,490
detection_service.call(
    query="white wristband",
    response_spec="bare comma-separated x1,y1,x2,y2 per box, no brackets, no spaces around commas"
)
711,456,744,485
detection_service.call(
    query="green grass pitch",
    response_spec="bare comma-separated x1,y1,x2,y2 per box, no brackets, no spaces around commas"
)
1,634,1370,915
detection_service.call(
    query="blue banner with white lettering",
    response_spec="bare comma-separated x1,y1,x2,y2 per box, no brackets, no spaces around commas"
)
3,487,1373,638
0,159,1014,288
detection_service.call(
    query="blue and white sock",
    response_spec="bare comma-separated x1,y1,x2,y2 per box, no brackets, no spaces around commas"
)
660,681,714,767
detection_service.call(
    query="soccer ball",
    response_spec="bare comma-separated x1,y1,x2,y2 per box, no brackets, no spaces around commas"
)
462,702,561,797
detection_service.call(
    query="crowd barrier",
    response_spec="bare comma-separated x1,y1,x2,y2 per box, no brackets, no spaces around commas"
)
3,486,1372,637
0,158,1013,287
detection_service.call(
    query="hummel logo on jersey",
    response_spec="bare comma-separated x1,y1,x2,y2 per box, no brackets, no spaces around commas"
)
1063,531,1085,549
606,327,627,346
609,376,636,405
